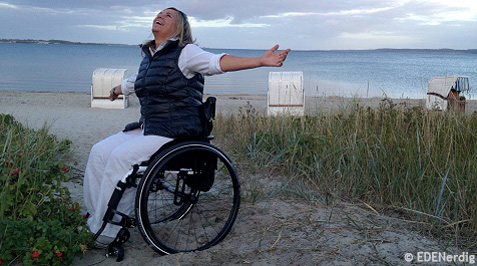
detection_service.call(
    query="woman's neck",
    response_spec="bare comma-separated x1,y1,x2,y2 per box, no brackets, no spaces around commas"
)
154,40,165,51
153,33,172,51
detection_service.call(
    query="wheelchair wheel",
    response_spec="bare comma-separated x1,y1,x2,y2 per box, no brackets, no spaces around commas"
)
135,141,240,255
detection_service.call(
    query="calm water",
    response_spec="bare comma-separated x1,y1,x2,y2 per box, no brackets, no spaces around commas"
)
1,44,476,98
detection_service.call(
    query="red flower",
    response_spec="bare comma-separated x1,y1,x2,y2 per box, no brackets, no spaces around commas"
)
12,168,19,177
32,252,40,259
56,252,63,258
82,214,88,219
0,259,3,265
69,207,75,212
61,167,68,173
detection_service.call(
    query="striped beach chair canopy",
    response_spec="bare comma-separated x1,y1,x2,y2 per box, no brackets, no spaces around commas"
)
426,76,470,111
427,76,470,99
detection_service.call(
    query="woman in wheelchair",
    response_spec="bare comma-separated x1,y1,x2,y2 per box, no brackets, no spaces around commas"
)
83,7,289,260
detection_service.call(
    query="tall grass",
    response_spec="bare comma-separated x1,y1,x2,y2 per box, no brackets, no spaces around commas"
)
214,100,477,241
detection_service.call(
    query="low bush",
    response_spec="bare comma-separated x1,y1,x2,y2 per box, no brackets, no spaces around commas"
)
0,114,93,265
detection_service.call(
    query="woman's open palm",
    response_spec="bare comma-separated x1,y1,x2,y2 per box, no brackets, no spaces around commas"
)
260,45,291,67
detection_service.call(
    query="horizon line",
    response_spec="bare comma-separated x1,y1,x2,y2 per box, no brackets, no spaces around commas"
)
1,38,476,52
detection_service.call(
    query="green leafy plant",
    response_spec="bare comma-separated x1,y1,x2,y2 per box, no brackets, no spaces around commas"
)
0,114,93,265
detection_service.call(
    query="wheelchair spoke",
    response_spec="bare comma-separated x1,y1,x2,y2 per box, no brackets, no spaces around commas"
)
147,191,176,222
195,204,217,243
164,211,183,245
185,209,194,252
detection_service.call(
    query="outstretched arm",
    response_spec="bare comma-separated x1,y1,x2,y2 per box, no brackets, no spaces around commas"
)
220,45,290,72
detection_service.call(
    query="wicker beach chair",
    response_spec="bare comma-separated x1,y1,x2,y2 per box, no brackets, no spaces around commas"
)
426,76,469,112
91,68,129,109
268,71,305,116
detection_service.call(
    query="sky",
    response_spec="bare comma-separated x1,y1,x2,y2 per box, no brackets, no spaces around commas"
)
0,0,476,50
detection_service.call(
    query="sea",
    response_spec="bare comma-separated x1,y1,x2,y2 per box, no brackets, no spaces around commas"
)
1,43,476,99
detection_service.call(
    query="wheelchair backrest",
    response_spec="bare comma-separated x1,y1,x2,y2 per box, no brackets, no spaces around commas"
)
202,97,216,136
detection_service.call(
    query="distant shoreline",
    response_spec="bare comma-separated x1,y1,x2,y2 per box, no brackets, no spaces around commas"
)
1,39,476,52
0,39,133,46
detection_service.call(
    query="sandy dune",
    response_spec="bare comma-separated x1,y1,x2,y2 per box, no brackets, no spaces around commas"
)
0,91,468,265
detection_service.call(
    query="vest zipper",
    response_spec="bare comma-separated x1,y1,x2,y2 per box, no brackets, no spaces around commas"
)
142,61,151,93
142,51,152,133
142,46,153,93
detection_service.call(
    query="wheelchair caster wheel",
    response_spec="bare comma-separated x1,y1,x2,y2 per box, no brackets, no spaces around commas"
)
106,245,125,262
106,228,130,262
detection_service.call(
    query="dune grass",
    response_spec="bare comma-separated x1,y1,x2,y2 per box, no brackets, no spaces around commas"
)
213,99,477,245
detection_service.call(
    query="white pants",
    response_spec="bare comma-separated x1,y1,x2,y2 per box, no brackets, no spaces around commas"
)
83,129,172,237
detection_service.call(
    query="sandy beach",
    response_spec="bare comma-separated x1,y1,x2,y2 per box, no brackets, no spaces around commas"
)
0,91,469,265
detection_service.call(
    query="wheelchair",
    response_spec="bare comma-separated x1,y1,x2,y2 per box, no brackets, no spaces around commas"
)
92,97,241,262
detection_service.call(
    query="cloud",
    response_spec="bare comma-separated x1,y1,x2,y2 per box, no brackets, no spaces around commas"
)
4,0,160,9
0,2,17,9
394,0,477,25
398,9,477,26
1,0,476,49
262,7,396,18
189,17,269,28
78,25,131,32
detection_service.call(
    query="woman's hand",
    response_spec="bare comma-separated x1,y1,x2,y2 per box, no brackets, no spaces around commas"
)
109,85,122,101
259,45,291,67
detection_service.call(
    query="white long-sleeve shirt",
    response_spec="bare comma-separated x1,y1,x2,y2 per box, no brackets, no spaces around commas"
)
121,42,227,96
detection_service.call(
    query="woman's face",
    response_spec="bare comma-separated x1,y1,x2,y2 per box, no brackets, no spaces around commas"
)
152,9,178,38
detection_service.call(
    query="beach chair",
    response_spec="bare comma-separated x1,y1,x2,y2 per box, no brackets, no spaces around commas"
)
268,71,305,116
91,68,129,109
426,76,469,112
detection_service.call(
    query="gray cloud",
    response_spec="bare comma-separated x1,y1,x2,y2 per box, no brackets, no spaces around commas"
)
1,0,476,49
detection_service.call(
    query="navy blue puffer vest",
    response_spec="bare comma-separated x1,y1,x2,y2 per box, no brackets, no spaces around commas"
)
130,40,206,138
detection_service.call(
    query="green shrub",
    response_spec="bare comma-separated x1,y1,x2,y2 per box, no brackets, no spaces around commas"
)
0,114,93,265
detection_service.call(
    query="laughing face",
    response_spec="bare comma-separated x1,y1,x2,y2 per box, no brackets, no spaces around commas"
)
152,8,178,38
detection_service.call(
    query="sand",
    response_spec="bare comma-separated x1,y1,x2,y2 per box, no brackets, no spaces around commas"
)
0,91,469,265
